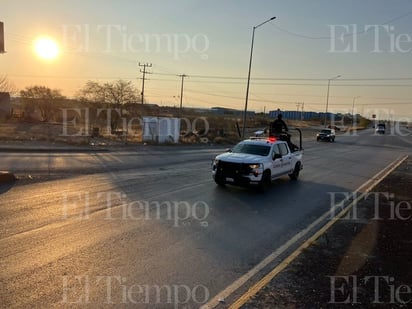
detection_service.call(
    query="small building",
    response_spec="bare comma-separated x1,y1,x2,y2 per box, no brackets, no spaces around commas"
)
269,109,335,121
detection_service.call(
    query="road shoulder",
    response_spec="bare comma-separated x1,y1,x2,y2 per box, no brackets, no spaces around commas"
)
240,158,412,308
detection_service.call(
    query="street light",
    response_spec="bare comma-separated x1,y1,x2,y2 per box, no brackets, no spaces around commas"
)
352,96,360,127
324,75,341,126
242,16,276,138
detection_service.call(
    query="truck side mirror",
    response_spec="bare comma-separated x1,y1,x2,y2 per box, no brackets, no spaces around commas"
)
273,153,282,160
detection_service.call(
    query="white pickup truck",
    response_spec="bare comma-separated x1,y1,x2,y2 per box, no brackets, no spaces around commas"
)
212,131,303,191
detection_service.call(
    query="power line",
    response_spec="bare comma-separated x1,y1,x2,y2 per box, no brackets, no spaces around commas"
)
269,10,412,40
6,72,412,107
8,71,412,83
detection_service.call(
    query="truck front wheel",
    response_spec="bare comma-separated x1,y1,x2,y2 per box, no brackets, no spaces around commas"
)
257,170,271,192
215,178,226,187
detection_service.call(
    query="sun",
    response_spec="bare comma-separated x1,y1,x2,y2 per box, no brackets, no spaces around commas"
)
34,37,59,60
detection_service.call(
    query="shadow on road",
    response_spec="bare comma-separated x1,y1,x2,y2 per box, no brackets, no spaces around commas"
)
0,181,16,195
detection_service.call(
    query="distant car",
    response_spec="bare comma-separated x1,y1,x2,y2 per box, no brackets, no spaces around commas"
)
317,128,335,142
376,123,385,134
327,125,341,131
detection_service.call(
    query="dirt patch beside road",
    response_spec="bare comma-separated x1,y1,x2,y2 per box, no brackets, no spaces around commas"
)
242,158,412,308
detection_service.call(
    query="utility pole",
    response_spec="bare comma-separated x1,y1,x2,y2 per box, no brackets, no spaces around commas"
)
0,22,5,53
177,74,187,118
301,102,304,121
352,96,360,128
324,75,341,126
296,103,301,120
138,62,152,104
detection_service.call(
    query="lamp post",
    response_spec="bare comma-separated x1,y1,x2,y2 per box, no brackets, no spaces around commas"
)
352,96,360,127
242,16,276,138
324,75,341,126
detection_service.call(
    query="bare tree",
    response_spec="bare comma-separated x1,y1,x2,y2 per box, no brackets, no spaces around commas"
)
77,79,139,106
76,80,107,104
0,75,17,95
20,86,65,121
104,79,139,106
77,79,140,131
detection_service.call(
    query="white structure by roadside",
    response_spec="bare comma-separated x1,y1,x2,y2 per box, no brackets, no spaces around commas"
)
142,117,180,143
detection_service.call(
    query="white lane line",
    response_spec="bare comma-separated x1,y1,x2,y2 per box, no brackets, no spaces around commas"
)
202,154,408,309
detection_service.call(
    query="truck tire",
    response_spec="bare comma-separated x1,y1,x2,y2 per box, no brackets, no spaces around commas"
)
215,178,226,187
289,162,301,180
257,170,271,192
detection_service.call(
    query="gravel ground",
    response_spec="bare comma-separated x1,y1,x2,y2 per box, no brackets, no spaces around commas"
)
242,159,412,308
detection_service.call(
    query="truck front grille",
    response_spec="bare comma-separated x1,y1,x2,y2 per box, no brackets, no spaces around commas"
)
216,161,251,177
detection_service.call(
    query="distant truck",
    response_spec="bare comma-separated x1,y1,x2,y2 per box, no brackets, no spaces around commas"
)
316,128,336,142
212,130,303,191
376,123,386,134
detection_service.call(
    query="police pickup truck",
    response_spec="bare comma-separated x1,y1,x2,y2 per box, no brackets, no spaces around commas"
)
212,131,303,191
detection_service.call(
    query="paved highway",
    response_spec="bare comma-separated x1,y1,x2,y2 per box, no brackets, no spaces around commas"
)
0,128,411,308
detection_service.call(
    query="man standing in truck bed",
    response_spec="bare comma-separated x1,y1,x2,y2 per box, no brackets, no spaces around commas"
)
270,114,288,136
269,114,298,151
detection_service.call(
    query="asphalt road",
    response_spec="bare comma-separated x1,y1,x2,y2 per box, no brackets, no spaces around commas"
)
0,128,411,308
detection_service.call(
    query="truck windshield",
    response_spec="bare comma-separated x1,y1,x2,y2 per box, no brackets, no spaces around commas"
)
232,143,271,156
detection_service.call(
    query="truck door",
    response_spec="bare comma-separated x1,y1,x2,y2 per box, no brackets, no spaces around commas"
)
278,142,293,174
271,144,285,178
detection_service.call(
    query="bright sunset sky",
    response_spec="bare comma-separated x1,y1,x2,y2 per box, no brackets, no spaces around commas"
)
2,0,412,120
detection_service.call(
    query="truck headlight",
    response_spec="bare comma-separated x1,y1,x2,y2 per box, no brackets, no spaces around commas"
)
248,163,263,176
212,159,219,170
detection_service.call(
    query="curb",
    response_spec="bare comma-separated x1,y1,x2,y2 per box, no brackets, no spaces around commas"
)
0,171,16,184
0,147,110,153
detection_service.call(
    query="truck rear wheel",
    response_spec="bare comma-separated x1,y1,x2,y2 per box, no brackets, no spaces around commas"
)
289,162,301,180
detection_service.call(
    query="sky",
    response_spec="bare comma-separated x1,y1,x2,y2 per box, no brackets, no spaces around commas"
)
2,0,412,120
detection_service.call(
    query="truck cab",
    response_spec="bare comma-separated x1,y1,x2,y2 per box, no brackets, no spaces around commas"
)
212,135,303,191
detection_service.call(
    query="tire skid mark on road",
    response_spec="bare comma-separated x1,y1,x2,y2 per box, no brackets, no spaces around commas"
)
0,216,145,280
0,168,214,282
0,164,211,240
395,133,412,147
0,174,114,206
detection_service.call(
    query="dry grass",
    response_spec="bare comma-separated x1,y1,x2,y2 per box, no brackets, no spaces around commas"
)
0,117,329,146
